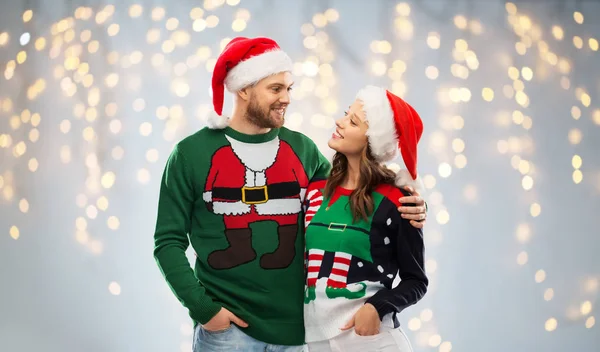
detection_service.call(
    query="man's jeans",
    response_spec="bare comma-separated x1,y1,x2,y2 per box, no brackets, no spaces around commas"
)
192,324,306,352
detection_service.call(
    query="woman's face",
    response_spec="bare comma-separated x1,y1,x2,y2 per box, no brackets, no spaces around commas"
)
328,99,369,156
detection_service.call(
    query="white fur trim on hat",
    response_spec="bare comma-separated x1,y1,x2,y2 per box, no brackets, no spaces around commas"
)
224,50,293,92
395,169,424,195
356,85,398,162
206,110,230,129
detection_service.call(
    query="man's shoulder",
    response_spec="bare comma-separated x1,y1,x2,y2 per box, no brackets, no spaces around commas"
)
278,127,316,146
176,127,224,152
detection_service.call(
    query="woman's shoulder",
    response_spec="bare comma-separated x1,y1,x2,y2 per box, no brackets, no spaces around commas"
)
374,183,410,208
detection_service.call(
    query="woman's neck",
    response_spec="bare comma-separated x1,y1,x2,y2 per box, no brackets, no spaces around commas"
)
341,154,361,190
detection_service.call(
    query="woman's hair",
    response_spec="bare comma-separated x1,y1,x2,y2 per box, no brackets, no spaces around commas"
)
324,145,397,223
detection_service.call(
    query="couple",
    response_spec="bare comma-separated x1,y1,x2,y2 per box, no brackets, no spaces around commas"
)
153,37,428,352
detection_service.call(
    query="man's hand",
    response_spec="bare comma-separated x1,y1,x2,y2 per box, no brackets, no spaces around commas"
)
340,303,381,336
398,186,427,229
203,307,248,332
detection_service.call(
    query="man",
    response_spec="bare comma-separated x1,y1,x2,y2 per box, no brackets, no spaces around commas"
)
153,37,427,351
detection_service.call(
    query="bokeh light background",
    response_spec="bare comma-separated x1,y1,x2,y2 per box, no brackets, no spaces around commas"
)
1,0,599,351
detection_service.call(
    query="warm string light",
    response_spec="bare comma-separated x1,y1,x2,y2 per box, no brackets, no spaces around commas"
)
506,2,598,332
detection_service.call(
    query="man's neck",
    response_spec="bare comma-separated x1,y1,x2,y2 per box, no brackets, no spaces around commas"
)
228,112,271,135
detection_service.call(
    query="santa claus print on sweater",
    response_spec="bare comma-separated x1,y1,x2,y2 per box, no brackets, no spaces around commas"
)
203,135,309,270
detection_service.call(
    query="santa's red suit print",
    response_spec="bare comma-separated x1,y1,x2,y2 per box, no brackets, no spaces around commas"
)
203,135,308,270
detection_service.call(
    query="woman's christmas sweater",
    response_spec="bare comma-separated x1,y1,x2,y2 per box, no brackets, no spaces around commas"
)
303,180,428,343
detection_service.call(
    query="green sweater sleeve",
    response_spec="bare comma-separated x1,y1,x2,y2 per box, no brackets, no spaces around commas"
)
153,145,222,324
312,142,331,180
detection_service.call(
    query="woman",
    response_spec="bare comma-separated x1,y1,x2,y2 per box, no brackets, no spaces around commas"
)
303,86,428,352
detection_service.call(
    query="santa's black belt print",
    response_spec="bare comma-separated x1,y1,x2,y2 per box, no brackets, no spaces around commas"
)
212,181,301,204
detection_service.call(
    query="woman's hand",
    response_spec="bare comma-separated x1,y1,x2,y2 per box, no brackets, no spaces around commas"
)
340,303,381,336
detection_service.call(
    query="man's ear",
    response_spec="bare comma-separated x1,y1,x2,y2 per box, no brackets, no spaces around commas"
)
238,87,251,101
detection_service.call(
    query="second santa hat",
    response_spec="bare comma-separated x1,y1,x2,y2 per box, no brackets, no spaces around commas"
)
209,37,293,129
356,85,424,187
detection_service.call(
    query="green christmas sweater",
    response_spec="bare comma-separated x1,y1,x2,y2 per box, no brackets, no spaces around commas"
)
303,179,428,343
153,126,330,346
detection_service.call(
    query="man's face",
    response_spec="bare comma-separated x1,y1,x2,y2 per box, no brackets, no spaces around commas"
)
244,72,293,129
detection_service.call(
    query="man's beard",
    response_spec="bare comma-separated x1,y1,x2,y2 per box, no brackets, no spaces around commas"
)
245,97,284,129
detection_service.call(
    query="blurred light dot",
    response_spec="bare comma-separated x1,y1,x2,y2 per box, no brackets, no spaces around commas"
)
408,318,421,331
572,155,582,169
60,145,71,163
568,129,582,145
146,149,159,163
427,32,440,49
589,38,599,51
452,139,465,153
76,217,88,231
454,154,467,169
463,184,478,203
28,158,38,172
439,342,453,352
530,203,541,217
129,4,143,18
76,194,88,208
108,216,120,230
133,98,146,112
482,87,494,101
580,301,592,315
23,9,33,22
371,60,387,76
522,67,533,81
571,106,581,120
425,66,439,80
586,316,595,329
423,175,436,189
112,146,124,161
522,175,534,190
438,163,452,178
108,282,121,295
544,288,554,301
454,15,467,29
535,270,546,283
573,170,583,184
140,122,153,136
152,7,165,21
101,172,116,189
109,120,122,134
552,26,564,40
86,205,98,219
422,260,436,277
97,196,109,211
10,226,20,240
516,224,531,243
429,335,442,348
107,24,120,36
574,11,584,24
166,17,179,31
90,240,103,255
206,15,219,28
436,210,450,225
573,36,584,49
545,318,557,332
20,32,31,46
592,110,600,125
581,93,591,107
138,169,151,184
517,251,528,265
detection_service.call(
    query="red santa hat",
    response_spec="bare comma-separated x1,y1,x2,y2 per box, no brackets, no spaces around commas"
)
356,85,424,191
208,36,293,129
